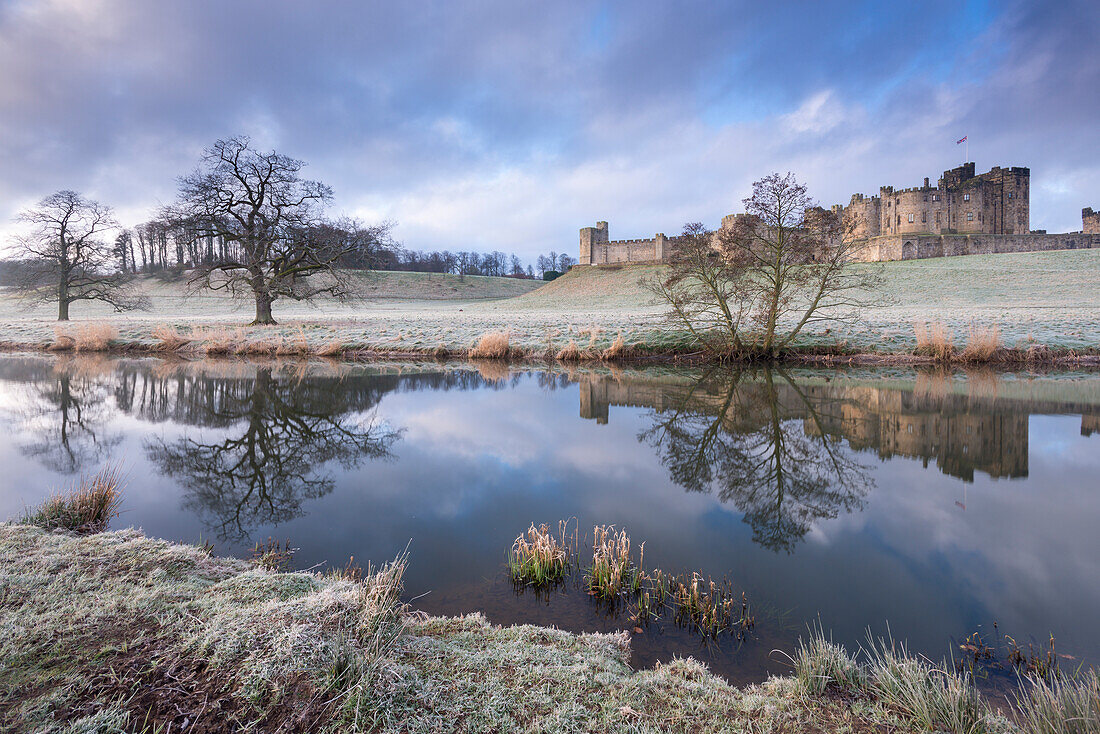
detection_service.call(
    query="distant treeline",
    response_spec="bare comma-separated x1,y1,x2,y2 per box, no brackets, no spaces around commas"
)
0,218,576,283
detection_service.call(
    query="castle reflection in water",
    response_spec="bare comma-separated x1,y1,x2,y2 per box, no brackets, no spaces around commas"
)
580,372,1100,482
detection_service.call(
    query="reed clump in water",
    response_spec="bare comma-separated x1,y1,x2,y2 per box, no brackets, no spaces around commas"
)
508,521,576,586
23,464,124,534
586,525,639,598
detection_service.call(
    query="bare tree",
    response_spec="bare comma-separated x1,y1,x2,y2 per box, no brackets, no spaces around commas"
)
650,173,882,359
9,191,148,320
166,136,360,325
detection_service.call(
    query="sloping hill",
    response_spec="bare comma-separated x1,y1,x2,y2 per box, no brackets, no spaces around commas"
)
512,263,664,310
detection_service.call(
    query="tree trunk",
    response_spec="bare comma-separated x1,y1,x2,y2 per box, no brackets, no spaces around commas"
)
58,280,69,321
252,291,276,325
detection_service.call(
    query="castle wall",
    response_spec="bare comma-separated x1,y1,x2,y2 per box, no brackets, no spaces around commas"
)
852,232,1099,262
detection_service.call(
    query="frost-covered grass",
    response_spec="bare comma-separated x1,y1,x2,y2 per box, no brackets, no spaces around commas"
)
2,249,1099,360
0,523,923,733
4,521,1097,732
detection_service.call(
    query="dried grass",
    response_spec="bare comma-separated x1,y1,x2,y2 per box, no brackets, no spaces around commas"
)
468,331,512,360
74,323,119,352
192,326,240,355
555,339,584,361
960,325,1002,362
602,333,628,361
275,327,311,356
587,525,637,598
238,338,279,356
151,324,191,352
47,327,75,351
913,320,955,361
315,339,345,357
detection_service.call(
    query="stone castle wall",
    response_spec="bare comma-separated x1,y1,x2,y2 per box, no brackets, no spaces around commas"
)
851,232,1099,262
579,222,680,264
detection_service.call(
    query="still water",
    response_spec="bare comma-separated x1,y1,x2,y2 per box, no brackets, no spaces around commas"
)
1,354,1098,686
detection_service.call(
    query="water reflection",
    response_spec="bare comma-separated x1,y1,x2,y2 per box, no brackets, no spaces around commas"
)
14,356,122,473
141,366,403,540
1,355,1098,684
635,368,871,552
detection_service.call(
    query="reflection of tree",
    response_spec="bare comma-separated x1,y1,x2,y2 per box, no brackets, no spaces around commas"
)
14,358,122,474
146,368,402,541
641,368,871,553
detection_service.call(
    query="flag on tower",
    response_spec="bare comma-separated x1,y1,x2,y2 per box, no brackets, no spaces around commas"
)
957,136,967,144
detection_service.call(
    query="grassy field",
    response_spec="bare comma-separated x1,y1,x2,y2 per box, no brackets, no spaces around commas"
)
1,249,1098,359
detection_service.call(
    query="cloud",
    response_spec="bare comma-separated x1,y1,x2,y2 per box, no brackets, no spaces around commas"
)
1,0,1097,257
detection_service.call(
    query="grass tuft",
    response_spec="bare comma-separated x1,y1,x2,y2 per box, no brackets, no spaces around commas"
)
468,330,512,359
914,320,955,361
961,324,1002,362
781,623,867,696
864,632,993,734
1012,669,1100,734
22,464,124,534
508,521,576,586
150,324,191,351
586,525,636,598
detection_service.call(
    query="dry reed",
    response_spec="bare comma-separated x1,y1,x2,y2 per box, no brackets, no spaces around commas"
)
315,339,346,357
508,521,575,585
60,323,118,352
602,333,627,361
469,331,512,359
275,327,311,356
960,325,1001,362
150,324,191,352
192,326,240,355
587,525,637,597
913,320,955,361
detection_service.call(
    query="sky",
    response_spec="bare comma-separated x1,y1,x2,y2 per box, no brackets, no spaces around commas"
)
1,0,1098,259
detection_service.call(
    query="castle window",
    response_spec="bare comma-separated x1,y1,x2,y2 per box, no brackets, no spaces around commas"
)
932,194,940,201
964,193,970,201
922,212,927,223
908,213,914,223
967,212,974,221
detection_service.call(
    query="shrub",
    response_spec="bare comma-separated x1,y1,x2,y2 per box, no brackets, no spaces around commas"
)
23,464,124,534
542,270,562,281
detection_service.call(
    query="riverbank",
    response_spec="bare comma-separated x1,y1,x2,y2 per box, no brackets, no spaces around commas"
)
2,249,1099,366
5,519,1098,732
0,522,917,733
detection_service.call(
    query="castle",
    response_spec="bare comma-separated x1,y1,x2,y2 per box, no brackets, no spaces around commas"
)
579,162,1099,264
